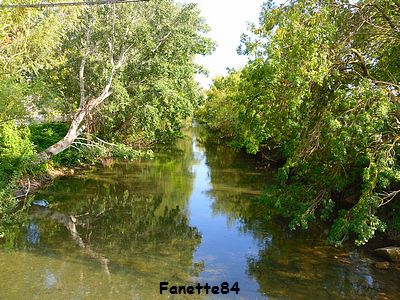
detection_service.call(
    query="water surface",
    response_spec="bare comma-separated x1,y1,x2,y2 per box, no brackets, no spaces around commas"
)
1,127,399,299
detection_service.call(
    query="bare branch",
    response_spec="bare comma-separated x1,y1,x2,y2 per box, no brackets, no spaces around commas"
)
350,48,370,77
95,136,119,147
349,48,400,90
119,48,130,68
76,125,87,137
108,41,114,66
109,3,116,66
377,190,400,207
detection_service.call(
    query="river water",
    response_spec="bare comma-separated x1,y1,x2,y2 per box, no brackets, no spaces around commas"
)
1,127,399,299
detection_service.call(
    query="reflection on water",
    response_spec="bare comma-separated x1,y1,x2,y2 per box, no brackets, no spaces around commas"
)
1,126,400,299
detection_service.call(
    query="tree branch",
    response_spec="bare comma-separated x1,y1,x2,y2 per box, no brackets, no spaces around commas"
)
79,50,91,106
151,31,172,53
349,48,400,90
370,3,400,36
377,190,400,207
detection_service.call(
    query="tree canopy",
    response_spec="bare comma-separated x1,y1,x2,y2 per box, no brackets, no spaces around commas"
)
0,0,214,234
198,0,400,245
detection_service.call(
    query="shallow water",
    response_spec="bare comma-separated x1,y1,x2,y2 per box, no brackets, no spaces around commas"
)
1,127,399,299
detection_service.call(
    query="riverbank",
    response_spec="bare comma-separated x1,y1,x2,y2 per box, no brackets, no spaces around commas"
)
13,165,85,200
13,153,137,201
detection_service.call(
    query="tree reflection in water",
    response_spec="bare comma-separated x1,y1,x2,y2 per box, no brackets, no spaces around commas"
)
1,126,399,299
22,129,202,297
197,126,400,299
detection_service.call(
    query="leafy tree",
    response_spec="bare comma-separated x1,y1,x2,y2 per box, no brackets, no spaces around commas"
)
95,1,213,145
199,0,400,245
0,1,80,123
35,0,213,161
0,1,213,234
196,71,242,140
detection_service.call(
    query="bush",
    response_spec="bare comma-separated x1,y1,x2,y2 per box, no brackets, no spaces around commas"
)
0,121,34,238
29,122,96,166
0,121,35,185
199,0,400,246
29,122,69,151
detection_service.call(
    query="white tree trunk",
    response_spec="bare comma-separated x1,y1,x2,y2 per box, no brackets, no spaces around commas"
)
34,10,131,164
35,108,87,164
34,6,173,164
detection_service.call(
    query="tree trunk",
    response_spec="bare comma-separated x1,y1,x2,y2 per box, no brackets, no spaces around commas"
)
35,108,87,164
85,112,92,143
33,6,171,165
34,42,123,164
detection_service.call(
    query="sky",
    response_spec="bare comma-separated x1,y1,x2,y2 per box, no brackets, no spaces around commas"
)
177,0,265,88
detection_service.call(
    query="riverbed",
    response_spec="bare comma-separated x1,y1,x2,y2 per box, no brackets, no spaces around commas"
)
1,127,399,299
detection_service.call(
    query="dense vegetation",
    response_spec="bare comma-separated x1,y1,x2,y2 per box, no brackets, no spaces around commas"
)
0,0,213,235
198,0,400,245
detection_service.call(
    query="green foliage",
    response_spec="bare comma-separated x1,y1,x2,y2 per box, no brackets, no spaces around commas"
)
110,144,153,161
0,1,79,75
29,122,149,165
0,122,35,185
0,122,34,237
0,2,81,125
0,185,26,241
200,0,400,245
29,122,82,166
386,200,400,235
0,77,27,123
90,0,214,145
197,71,242,140
29,122,69,151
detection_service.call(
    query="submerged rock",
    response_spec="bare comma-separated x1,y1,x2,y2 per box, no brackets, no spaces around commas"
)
32,199,50,208
374,247,400,262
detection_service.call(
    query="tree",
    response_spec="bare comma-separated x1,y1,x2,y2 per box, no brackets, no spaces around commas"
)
196,71,242,139
199,0,400,245
0,2,80,123
36,0,213,162
94,0,214,145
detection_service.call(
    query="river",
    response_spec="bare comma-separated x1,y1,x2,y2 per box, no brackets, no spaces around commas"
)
0,126,399,299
